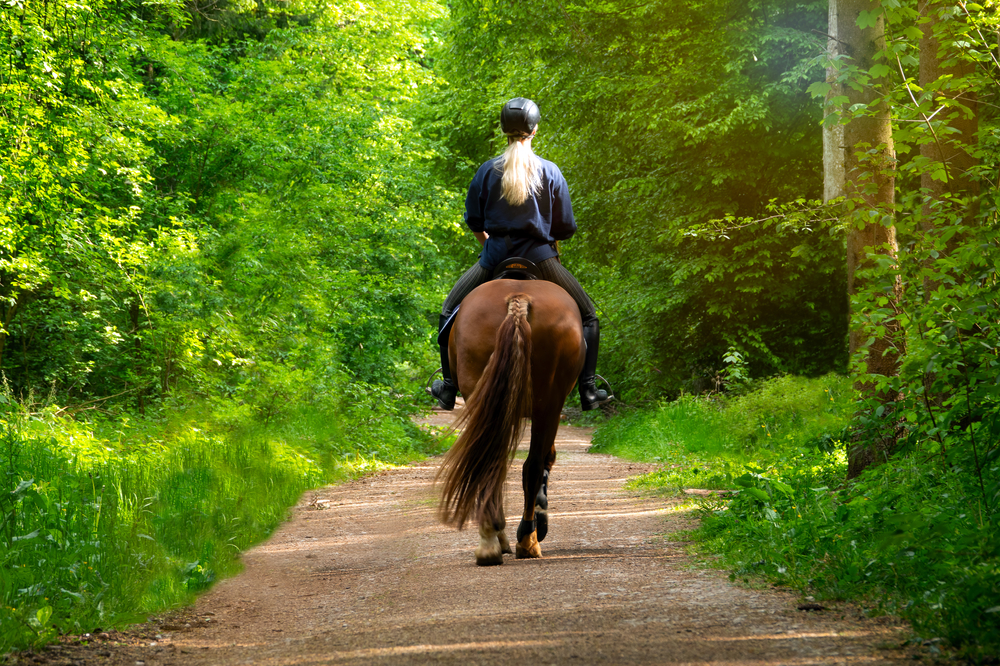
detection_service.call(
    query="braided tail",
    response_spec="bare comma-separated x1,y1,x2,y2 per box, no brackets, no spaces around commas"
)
437,294,533,529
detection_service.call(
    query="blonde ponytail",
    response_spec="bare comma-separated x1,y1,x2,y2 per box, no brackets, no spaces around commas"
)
498,139,541,206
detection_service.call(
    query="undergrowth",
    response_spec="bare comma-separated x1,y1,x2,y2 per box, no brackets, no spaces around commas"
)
591,373,852,491
0,394,443,655
592,373,1000,660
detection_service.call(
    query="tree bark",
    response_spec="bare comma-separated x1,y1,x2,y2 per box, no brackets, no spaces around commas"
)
838,0,905,479
0,292,26,374
823,0,846,203
918,0,979,229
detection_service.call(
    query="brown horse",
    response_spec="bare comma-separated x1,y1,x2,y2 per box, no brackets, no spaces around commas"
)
436,279,585,565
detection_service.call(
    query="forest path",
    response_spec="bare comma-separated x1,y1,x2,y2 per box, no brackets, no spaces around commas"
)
53,404,914,666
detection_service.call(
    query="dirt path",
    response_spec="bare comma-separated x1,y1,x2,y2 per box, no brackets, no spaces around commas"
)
28,405,917,665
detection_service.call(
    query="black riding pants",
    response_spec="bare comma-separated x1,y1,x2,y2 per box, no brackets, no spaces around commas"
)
441,257,596,322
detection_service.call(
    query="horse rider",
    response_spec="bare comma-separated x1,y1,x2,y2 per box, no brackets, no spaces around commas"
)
431,97,609,412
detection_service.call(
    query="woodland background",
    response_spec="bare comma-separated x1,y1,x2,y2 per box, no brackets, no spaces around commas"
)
1,0,997,659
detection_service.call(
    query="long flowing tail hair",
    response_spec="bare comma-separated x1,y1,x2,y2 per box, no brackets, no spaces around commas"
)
437,293,534,529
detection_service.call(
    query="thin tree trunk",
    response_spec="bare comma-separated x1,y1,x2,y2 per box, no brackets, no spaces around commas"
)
916,1,981,415
838,0,905,479
130,298,145,415
0,293,25,373
918,0,979,229
824,0,846,202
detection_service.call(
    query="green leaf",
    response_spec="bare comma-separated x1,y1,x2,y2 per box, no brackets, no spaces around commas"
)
807,81,832,99
12,529,40,542
11,478,34,499
742,487,771,502
772,480,794,496
869,63,891,79
856,9,880,29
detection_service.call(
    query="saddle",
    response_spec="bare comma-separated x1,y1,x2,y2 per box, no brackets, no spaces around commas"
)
437,258,541,346
492,257,541,281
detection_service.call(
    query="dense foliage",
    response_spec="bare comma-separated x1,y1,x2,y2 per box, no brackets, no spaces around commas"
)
432,0,849,397
2,0,998,658
1,0,461,653
1,0,457,406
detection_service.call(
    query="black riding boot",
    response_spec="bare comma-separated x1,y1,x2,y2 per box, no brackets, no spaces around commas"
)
579,317,609,411
431,314,458,410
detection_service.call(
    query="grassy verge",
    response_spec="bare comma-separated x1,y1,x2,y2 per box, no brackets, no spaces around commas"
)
591,373,999,660
591,374,852,492
0,394,444,654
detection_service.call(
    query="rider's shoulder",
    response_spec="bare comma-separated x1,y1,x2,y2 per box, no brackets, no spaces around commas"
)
538,157,567,182
477,156,504,179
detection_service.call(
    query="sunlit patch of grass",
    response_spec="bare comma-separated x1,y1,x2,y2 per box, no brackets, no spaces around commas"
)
592,374,852,461
0,395,442,654
593,374,852,492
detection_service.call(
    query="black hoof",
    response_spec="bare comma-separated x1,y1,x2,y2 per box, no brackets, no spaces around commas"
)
535,508,548,542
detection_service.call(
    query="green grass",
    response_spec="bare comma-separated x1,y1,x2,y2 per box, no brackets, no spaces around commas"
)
590,373,1000,660
0,396,443,654
591,373,852,492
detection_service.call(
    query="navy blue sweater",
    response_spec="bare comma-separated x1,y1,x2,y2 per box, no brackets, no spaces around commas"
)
464,155,577,270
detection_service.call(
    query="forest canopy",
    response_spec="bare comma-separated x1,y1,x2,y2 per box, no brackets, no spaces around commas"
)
1,0,455,410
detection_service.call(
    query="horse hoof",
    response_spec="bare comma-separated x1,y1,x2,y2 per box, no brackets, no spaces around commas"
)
515,532,542,559
535,507,548,542
476,531,504,566
475,550,504,566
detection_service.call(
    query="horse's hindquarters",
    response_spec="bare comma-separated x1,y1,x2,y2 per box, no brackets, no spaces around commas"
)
441,280,584,565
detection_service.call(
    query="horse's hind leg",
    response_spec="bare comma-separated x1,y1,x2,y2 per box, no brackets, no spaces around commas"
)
475,518,504,566
475,496,505,566
516,411,560,558
496,513,513,554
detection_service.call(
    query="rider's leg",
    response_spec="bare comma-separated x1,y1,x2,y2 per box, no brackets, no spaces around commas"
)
432,263,492,409
536,258,609,410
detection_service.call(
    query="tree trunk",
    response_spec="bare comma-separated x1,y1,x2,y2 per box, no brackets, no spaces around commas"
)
915,1,981,414
918,0,979,229
838,0,905,479
823,0,846,203
130,298,145,415
0,292,26,374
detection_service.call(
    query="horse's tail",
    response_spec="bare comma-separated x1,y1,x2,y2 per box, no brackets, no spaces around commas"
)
437,293,534,529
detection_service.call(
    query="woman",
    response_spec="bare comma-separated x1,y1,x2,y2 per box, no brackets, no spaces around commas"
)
431,97,608,412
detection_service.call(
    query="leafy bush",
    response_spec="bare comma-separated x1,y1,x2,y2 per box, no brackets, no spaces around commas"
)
595,376,1000,658
697,448,999,658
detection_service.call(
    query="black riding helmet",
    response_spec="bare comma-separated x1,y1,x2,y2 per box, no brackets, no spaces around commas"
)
500,97,540,138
